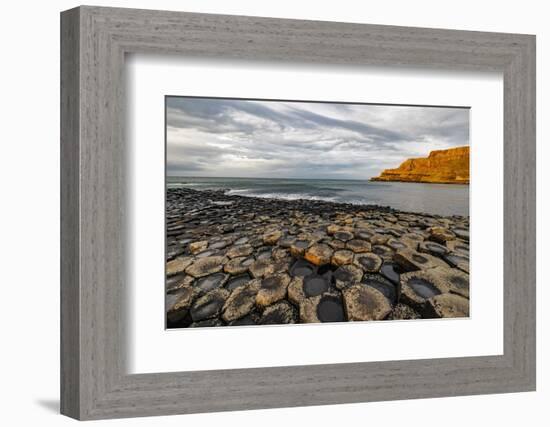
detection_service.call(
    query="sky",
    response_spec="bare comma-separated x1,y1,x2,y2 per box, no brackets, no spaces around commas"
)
166,97,469,180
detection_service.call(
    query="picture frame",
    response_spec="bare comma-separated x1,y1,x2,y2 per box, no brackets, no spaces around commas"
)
60,5,536,420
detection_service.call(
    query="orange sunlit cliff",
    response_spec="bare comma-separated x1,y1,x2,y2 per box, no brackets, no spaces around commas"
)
371,146,469,184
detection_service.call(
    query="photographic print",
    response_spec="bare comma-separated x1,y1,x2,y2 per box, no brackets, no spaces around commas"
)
165,97,470,329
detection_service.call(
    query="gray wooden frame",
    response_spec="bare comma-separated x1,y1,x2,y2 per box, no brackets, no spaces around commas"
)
60,5,536,420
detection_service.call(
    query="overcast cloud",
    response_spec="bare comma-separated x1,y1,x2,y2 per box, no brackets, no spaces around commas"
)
166,97,469,180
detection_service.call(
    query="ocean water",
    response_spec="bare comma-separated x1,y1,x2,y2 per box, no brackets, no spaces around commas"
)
167,177,469,217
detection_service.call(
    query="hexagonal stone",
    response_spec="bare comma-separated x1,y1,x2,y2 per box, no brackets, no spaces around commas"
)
225,274,253,291
287,276,306,305
443,253,470,273
304,243,333,266
263,229,282,245
394,248,448,271
259,301,298,325
226,244,254,259
166,286,194,325
346,239,371,253
379,261,405,285
222,282,260,322
189,318,223,328
354,253,383,273
418,241,449,257
194,272,228,295
189,240,208,254
185,256,227,278
228,312,260,326
425,293,469,318
386,238,409,251
334,230,354,242
166,256,193,277
327,239,346,250
372,245,394,261
326,224,341,235
333,264,364,290
256,273,291,307
166,273,194,294
452,227,469,241
190,288,230,322
428,266,470,298
386,303,421,320
278,236,296,248
446,240,470,255
272,247,290,261
289,240,311,258
362,273,398,304
289,259,316,277
399,270,450,311
370,234,390,245
209,239,232,250
343,284,392,321
331,249,355,266
428,226,456,244
300,293,346,323
224,256,250,275
302,274,331,297
248,258,276,279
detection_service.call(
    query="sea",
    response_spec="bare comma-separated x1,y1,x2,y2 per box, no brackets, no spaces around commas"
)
167,177,469,217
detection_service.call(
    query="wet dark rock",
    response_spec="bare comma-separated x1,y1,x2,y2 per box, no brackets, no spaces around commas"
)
195,272,228,295
300,293,345,323
354,253,383,273
343,284,392,321
362,274,398,304
289,259,317,277
259,301,298,325
399,270,451,312
278,236,296,248
443,253,470,273
166,286,194,326
379,261,405,285
228,313,260,326
190,288,230,322
303,274,330,297
166,273,194,294
256,273,291,307
386,238,409,251
225,274,253,291
333,264,363,289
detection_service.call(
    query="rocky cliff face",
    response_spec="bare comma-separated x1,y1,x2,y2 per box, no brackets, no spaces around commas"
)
371,146,469,184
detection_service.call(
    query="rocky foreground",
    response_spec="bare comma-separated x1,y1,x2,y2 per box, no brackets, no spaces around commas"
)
166,188,470,328
371,146,469,184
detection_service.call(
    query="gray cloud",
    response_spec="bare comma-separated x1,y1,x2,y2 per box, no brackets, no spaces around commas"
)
166,97,469,179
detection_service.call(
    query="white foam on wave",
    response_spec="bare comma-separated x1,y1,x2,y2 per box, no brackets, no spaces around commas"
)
226,190,339,203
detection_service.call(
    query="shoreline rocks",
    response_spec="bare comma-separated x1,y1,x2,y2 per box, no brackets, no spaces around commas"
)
166,187,470,328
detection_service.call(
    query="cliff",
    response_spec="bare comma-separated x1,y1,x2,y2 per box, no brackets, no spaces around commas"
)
371,146,469,184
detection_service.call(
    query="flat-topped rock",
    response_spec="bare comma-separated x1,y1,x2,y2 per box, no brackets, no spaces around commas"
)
256,273,291,307
185,256,227,278
190,288,230,322
343,284,392,321
304,243,333,266
425,293,470,318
